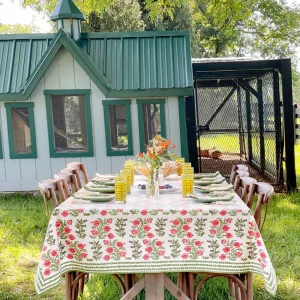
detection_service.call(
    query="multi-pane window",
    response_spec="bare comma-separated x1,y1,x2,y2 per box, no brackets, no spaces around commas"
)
137,99,166,152
45,90,93,157
102,100,133,156
5,102,37,159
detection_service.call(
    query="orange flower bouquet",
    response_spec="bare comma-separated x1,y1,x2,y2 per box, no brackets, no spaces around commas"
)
135,136,178,192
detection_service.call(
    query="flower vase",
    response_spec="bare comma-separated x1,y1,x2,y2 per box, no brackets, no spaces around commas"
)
146,168,160,198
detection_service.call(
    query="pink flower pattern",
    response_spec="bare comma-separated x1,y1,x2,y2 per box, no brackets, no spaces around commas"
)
36,194,276,296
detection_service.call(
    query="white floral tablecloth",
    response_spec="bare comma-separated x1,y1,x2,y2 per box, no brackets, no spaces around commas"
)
35,176,276,295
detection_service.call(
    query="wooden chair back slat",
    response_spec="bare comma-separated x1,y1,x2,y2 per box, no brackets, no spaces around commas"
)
230,169,249,185
66,162,89,188
234,176,257,201
54,172,80,197
249,182,274,231
38,179,65,217
236,164,248,171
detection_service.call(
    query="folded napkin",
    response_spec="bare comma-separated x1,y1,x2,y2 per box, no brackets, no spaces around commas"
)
194,177,226,186
188,192,234,203
95,173,117,180
85,183,115,193
194,171,220,179
194,183,233,192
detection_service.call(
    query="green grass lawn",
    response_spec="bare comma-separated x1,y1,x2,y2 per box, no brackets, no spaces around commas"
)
0,145,300,299
1,193,300,299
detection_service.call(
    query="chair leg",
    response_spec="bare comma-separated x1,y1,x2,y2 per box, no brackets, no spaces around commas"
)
229,278,235,298
246,273,253,300
124,274,133,292
235,282,241,300
187,272,195,300
65,272,72,300
78,274,85,295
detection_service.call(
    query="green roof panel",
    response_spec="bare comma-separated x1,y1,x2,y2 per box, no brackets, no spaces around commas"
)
80,31,193,93
0,30,193,99
0,36,52,95
50,0,85,21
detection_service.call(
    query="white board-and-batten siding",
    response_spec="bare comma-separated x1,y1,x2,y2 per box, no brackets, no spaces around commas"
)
0,47,182,191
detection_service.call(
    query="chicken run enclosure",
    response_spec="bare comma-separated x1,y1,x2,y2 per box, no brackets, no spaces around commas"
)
186,58,296,192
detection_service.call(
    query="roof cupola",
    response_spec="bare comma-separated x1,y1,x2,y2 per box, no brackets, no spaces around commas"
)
50,0,85,41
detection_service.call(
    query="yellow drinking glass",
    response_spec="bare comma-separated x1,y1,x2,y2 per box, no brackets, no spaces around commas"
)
181,174,194,198
115,176,127,203
182,166,194,175
120,170,131,194
124,162,134,186
181,163,191,174
176,158,185,176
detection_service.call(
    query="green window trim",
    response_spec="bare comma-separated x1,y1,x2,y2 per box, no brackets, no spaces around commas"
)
45,89,94,158
5,102,37,159
178,96,189,161
102,99,133,156
137,99,166,152
0,129,3,159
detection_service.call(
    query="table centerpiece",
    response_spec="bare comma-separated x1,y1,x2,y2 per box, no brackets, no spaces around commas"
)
135,136,178,197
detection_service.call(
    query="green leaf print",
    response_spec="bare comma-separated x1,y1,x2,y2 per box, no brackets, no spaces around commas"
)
115,218,127,237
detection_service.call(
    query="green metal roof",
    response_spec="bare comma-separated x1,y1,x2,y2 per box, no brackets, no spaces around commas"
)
79,31,193,95
0,30,193,100
50,0,85,21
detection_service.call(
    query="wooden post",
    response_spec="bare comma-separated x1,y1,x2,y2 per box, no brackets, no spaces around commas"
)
273,71,283,185
237,85,244,157
186,95,199,173
257,79,266,174
281,59,296,191
245,89,253,162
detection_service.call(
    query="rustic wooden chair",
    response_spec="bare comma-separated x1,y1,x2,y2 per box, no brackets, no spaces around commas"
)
230,181,274,299
38,179,65,217
66,162,89,189
179,272,252,300
230,169,250,185
232,164,249,172
54,171,80,197
247,182,274,231
234,175,257,201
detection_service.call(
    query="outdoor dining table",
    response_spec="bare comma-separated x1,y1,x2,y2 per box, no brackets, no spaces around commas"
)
35,175,277,299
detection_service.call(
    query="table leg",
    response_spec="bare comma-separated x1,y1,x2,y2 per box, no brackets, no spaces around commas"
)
124,274,133,292
145,273,164,300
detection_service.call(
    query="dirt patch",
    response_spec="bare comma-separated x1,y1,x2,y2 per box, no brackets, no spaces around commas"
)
199,154,283,191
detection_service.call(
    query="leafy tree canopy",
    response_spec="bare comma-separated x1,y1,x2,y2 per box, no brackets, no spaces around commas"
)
17,0,300,61
0,23,38,34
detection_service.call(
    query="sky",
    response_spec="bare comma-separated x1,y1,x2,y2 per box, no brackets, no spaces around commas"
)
0,0,52,32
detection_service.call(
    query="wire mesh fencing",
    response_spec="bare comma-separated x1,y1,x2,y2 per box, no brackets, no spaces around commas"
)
194,70,283,191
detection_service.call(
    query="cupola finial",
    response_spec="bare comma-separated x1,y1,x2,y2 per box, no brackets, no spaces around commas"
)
50,0,85,41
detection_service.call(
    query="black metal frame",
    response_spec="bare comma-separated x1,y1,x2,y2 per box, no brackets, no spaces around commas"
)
186,58,296,191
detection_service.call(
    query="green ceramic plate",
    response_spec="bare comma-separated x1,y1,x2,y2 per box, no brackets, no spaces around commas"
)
90,180,115,186
74,194,115,202
194,178,226,186
85,186,115,193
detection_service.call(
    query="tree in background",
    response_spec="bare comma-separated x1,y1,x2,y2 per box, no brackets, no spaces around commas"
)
13,1,300,72
0,23,38,33
17,0,300,58
83,0,145,32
